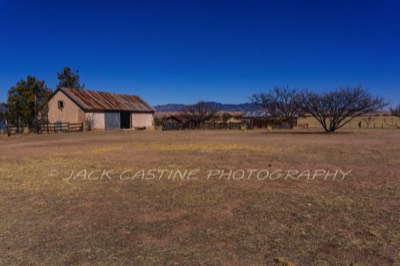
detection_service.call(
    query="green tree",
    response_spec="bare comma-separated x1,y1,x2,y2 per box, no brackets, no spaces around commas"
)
0,102,7,121
56,66,85,90
7,76,53,130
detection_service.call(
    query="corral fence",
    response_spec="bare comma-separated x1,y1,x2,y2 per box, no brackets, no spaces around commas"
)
6,122,83,136
162,121,254,131
198,121,253,130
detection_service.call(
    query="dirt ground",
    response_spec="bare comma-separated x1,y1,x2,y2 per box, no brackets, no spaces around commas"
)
0,129,399,265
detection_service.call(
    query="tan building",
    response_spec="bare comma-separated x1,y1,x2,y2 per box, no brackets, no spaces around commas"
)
47,88,154,130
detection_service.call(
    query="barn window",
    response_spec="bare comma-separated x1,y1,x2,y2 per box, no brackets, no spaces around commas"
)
58,100,64,110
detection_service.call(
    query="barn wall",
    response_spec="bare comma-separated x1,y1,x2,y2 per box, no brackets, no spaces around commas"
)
84,112,105,130
131,113,154,129
48,91,82,124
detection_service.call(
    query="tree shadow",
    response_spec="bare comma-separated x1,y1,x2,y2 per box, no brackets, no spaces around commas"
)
261,130,356,135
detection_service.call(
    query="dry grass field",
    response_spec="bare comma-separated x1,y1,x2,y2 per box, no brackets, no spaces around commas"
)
0,128,399,265
297,115,399,129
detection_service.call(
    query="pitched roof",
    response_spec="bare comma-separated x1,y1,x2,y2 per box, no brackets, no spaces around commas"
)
242,110,272,118
165,115,196,123
242,110,299,119
57,88,154,113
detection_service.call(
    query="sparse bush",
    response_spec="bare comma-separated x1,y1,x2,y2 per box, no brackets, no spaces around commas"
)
79,111,95,131
154,116,165,129
84,114,95,131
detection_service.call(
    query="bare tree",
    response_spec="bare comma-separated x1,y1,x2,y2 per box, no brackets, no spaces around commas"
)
250,86,302,128
154,115,166,129
385,103,400,128
391,104,400,117
85,114,96,131
299,86,387,133
179,101,219,128
222,112,232,123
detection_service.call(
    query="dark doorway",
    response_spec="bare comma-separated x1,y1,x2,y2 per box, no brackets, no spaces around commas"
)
120,111,131,129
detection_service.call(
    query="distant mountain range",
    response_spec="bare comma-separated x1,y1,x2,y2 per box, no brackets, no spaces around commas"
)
154,102,261,113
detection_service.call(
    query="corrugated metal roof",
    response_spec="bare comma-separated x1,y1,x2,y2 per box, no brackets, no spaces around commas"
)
242,110,272,118
243,110,299,118
60,88,154,112
165,115,196,123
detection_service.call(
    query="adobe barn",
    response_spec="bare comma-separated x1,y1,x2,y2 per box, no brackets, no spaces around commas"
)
47,88,154,130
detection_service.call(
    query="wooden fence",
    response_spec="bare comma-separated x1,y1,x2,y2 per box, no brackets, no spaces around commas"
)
162,121,254,131
198,121,253,130
6,122,83,136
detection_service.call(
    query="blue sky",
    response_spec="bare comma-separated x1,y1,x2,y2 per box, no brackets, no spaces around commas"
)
0,0,399,106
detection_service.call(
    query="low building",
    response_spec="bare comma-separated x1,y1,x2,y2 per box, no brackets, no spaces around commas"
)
242,110,297,129
162,115,197,130
47,88,154,130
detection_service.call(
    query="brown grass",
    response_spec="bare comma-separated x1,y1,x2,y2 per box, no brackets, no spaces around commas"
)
298,115,400,129
0,129,399,265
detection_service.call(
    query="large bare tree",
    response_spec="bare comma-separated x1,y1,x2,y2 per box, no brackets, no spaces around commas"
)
179,101,219,128
299,86,387,132
250,86,302,128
